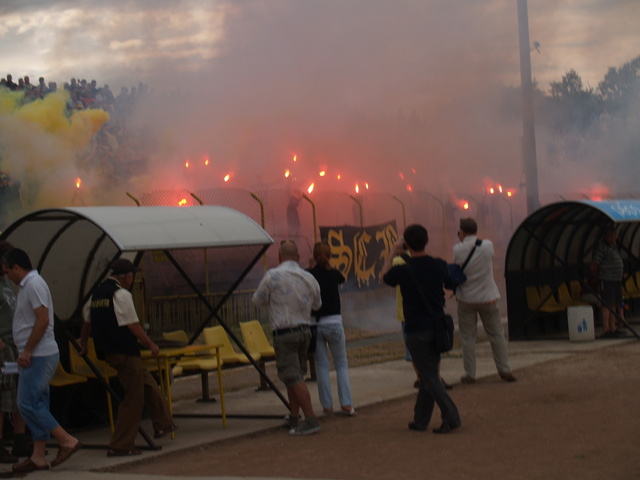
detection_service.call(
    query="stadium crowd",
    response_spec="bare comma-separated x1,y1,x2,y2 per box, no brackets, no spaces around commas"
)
1,73,153,208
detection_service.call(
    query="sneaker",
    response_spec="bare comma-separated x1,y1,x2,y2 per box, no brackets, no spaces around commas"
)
0,447,18,464
289,417,320,436
283,414,299,429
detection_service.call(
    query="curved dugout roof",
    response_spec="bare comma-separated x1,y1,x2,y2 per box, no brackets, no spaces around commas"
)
506,200,640,274
505,200,640,340
0,206,273,321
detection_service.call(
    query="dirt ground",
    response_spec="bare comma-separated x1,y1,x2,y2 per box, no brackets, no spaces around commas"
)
116,341,640,480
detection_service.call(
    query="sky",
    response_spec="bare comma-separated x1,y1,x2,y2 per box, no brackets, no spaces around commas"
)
0,0,639,211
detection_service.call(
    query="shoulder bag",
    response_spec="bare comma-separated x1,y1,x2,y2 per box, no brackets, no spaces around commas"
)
448,239,482,293
403,259,455,353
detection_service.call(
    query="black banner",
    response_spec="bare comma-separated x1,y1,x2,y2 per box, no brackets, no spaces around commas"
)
319,221,398,291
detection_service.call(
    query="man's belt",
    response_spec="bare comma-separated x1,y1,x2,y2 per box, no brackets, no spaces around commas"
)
272,325,310,337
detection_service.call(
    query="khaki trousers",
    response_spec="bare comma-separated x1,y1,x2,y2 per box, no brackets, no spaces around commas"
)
104,353,172,450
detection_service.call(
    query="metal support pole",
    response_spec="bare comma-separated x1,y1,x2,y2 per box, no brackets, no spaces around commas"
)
190,193,210,295
349,195,363,227
250,192,267,272
392,195,407,230
126,192,140,206
426,192,447,254
302,194,317,244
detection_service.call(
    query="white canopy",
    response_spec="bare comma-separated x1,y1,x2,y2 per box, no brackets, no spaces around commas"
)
0,206,273,320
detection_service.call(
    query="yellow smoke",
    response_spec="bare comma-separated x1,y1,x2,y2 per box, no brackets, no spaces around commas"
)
0,89,109,211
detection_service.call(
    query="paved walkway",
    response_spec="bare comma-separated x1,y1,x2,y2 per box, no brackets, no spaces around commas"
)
6,334,635,480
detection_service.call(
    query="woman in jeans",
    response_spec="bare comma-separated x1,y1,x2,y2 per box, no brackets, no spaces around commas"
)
307,242,356,416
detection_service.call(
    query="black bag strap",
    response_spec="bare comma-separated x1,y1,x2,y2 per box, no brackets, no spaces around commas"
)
460,239,482,272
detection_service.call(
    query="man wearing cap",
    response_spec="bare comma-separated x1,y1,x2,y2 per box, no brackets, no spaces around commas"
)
80,258,176,457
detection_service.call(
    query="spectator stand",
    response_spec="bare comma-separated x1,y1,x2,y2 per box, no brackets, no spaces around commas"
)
506,200,640,341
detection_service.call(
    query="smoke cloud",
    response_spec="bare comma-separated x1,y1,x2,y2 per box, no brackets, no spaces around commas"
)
0,0,638,214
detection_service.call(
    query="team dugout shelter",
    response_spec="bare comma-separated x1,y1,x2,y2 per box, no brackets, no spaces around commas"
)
0,206,290,444
505,200,640,341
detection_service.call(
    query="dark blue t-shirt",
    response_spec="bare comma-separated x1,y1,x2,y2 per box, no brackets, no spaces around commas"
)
383,255,449,333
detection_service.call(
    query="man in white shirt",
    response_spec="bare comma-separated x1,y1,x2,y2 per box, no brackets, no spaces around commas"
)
453,218,516,384
2,248,81,472
253,240,322,435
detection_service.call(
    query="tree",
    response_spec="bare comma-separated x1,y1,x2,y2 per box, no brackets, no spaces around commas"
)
598,55,640,113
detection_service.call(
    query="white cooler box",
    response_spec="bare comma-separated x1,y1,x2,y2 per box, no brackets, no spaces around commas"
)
567,305,595,342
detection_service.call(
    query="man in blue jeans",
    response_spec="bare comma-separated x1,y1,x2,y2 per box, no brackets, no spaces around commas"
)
1,248,81,472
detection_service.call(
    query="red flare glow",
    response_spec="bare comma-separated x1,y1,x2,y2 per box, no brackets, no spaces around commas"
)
284,169,290,178
224,174,231,182
399,172,405,180
337,174,341,180
293,155,297,162
319,170,326,177
406,184,413,192
75,177,81,189
308,183,315,194
489,187,495,194
185,160,190,168
365,182,369,190
355,184,360,194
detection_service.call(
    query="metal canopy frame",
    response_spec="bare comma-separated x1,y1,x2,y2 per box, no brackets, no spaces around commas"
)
505,200,640,341
0,206,287,449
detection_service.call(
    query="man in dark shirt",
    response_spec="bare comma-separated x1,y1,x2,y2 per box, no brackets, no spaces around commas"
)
382,224,460,434
80,259,176,456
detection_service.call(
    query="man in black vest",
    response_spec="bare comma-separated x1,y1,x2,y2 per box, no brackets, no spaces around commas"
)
80,259,176,457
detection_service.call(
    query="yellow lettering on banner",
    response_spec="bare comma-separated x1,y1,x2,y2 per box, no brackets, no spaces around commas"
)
353,230,376,288
376,225,399,280
327,230,353,278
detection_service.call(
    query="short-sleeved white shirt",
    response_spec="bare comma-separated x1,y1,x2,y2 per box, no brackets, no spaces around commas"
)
13,270,58,357
82,278,140,327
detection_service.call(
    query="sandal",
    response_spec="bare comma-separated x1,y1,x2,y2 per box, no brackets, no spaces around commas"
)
12,458,49,472
106,448,142,457
154,423,179,438
340,406,357,416
51,441,81,467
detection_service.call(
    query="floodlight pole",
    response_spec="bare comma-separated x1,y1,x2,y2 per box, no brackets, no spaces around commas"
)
518,0,540,213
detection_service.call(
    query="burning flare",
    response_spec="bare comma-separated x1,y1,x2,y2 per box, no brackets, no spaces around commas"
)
308,183,315,194
178,199,187,206
224,174,231,182
284,169,291,178
75,177,81,189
